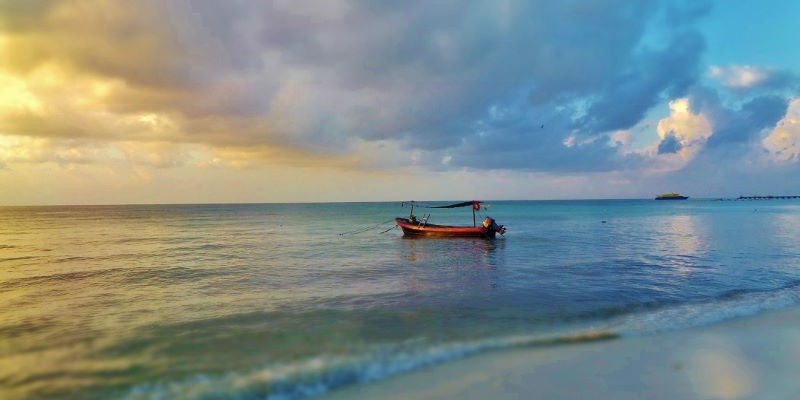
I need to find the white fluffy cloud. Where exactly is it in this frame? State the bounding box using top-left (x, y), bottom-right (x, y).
top-left (656, 98), bottom-right (712, 155)
top-left (707, 65), bottom-right (797, 92)
top-left (708, 65), bottom-right (769, 88)
top-left (763, 98), bottom-right (800, 162)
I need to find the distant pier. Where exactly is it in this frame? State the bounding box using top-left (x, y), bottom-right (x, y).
top-left (737, 195), bottom-right (800, 200)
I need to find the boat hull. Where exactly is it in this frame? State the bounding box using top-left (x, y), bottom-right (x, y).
top-left (395, 218), bottom-right (497, 238)
top-left (655, 196), bottom-right (688, 200)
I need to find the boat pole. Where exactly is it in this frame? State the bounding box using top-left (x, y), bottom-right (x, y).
top-left (472, 207), bottom-right (476, 227)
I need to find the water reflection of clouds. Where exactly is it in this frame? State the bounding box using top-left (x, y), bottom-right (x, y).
top-left (658, 215), bottom-right (708, 276)
top-left (767, 213), bottom-right (800, 252)
top-left (605, 214), bottom-right (708, 277)
top-left (665, 215), bottom-right (702, 256)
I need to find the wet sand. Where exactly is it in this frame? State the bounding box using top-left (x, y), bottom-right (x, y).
top-left (325, 307), bottom-right (800, 400)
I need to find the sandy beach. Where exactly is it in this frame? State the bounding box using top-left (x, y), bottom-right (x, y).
top-left (325, 307), bottom-right (800, 400)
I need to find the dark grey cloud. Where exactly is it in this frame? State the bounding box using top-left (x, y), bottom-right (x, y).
top-left (755, 70), bottom-right (800, 92)
top-left (418, 98), bottom-right (650, 173)
top-left (338, 0), bottom-right (711, 173)
top-left (658, 132), bottom-right (683, 154)
top-left (705, 95), bottom-right (789, 148)
top-left (575, 31), bottom-right (704, 136)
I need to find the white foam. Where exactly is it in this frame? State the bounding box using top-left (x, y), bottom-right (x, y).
top-left (608, 283), bottom-right (800, 335)
top-left (122, 330), bottom-right (614, 400)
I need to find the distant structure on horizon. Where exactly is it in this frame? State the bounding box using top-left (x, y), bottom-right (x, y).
top-left (737, 195), bottom-right (800, 200)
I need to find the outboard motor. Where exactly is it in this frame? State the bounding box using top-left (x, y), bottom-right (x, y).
top-left (482, 217), bottom-right (506, 235)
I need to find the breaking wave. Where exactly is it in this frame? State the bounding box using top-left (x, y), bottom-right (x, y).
top-left (123, 330), bottom-right (616, 400)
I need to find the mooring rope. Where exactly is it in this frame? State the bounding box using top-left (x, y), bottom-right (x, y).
top-left (379, 225), bottom-right (398, 234)
top-left (337, 219), bottom-right (396, 236)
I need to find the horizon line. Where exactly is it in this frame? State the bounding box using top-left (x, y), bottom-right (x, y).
top-left (4, 196), bottom-right (789, 207)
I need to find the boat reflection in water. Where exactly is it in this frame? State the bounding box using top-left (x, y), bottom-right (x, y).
top-left (400, 235), bottom-right (506, 295)
top-left (395, 200), bottom-right (506, 239)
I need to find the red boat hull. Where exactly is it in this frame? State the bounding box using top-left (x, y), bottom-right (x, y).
top-left (395, 218), bottom-right (497, 238)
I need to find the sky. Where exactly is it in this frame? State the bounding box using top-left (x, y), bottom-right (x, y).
top-left (1, 0), bottom-right (799, 205)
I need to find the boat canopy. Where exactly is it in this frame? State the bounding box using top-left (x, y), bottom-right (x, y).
top-left (403, 200), bottom-right (481, 209)
top-left (428, 201), bottom-right (480, 209)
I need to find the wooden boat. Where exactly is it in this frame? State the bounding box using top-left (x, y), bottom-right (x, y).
top-left (395, 200), bottom-right (506, 238)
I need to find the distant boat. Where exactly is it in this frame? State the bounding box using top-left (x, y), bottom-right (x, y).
top-left (395, 200), bottom-right (506, 238)
top-left (655, 192), bottom-right (689, 200)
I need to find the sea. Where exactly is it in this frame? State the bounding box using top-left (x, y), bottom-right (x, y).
top-left (1, 199), bottom-right (800, 399)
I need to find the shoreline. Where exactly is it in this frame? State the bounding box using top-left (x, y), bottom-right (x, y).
top-left (324, 306), bottom-right (800, 399)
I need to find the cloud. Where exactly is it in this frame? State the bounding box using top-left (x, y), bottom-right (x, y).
top-left (658, 132), bottom-right (683, 154)
top-left (0, 0), bottom-right (719, 175)
top-left (763, 98), bottom-right (800, 162)
top-left (665, 85), bottom-right (796, 187)
top-left (0, 135), bottom-right (109, 166)
top-left (655, 97), bottom-right (711, 157)
top-left (707, 65), bottom-right (798, 91)
top-left (709, 65), bottom-right (768, 89)
top-left (704, 95), bottom-right (789, 148)
top-left (575, 31), bottom-right (705, 136)
top-left (3, 0), bottom-right (800, 205)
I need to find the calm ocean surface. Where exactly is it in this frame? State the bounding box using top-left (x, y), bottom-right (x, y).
top-left (2, 200), bottom-right (800, 399)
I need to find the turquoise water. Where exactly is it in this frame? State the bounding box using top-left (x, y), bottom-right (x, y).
top-left (1, 200), bottom-right (800, 399)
